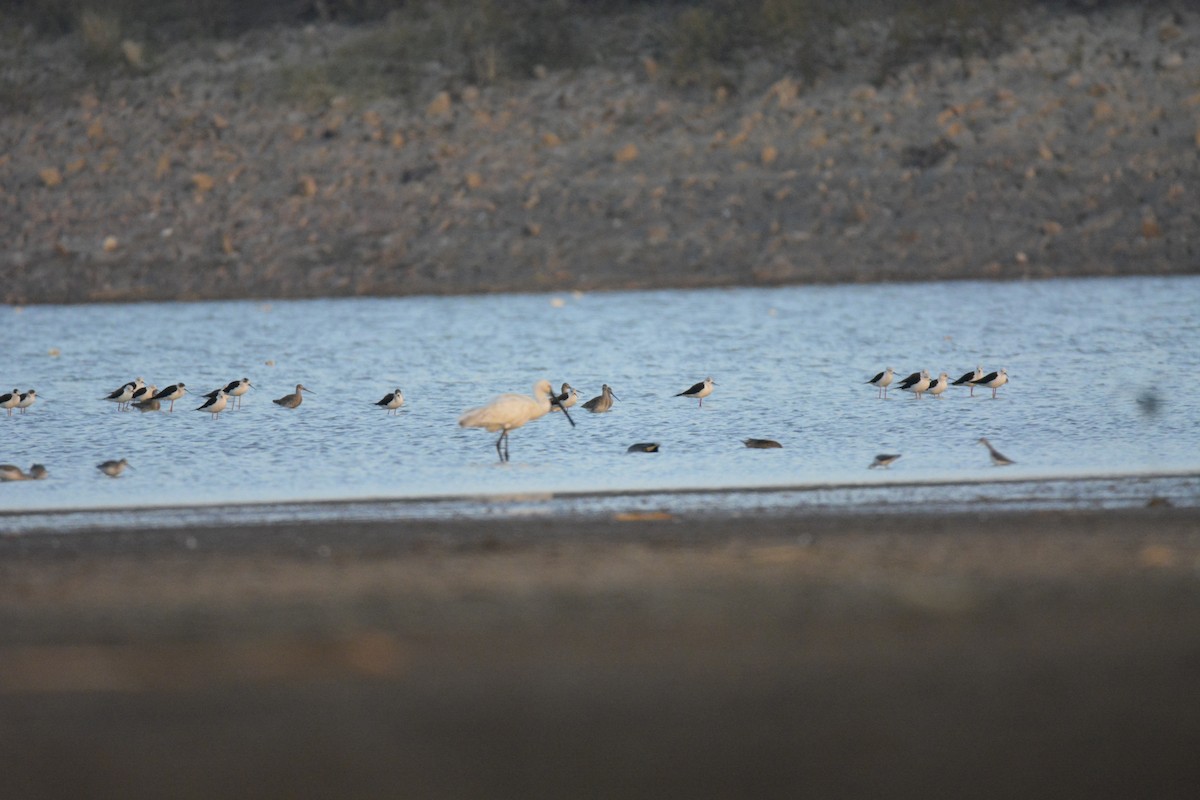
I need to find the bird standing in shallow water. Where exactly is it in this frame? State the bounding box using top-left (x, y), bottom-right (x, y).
top-left (676, 377), bottom-right (715, 407)
top-left (582, 384), bottom-right (618, 413)
top-left (16, 390), bottom-right (38, 414)
top-left (867, 367), bottom-right (894, 399)
top-left (458, 379), bottom-right (574, 463)
top-left (977, 437), bottom-right (1015, 466)
top-left (97, 459), bottom-right (131, 477)
top-left (1, 389), bottom-right (22, 416)
top-left (274, 384), bottom-right (311, 408)
top-left (898, 370), bottom-right (931, 398)
top-left (374, 388), bottom-right (405, 415)
top-left (952, 365), bottom-right (984, 397)
top-left (926, 372), bottom-right (949, 399)
top-left (976, 368), bottom-right (1009, 399)
top-left (221, 378), bottom-right (253, 409)
top-left (627, 442), bottom-right (660, 453)
top-left (104, 378), bottom-right (144, 411)
top-left (743, 438), bottom-right (782, 449)
top-left (869, 454), bottom-right (901, 469)
top-left (196, 390), bottom-right (228, 420)
top-left (550, 383), bottom-right (578, 412)
top-left (151, 383), bottom-right (188, 412)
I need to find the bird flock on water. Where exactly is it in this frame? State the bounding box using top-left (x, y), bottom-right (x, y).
top-left (1, 363), bottom-right (1013, 479)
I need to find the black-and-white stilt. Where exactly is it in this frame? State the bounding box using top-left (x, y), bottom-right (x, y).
top-left (1, 388), bottom-right (22, 416)
top-left (16, 389), bottom-right (38, 414)
top-left (196, 390), bottom-right (228, 420)
top-left (976, 368), bottom-right (1008, 398)
top-left (867, 367), bottom-right (894, 398)
top-left (926, 372), bottom-right (949, 399)
top-left (977, 437), bottom-right (1014, 466)
top-left (675, 377), bottom-right (715, 407)
top-left (104, 378), bottom-right (144, 411)
top-left (952, 365), bottom-right (984, 397)
top-left (743, 438), bottom-right (782, 449)
top-left (898, 370), bottom-right (931, 398)
top-left (273, 384), bottom-right (312, 408)
top-left (550, 383), bottom-right (579, 412)
top-left (151, 383), bottom-right (188, 412)
top-left (220, 378), bottom-right (252, 409)
top-left (129, 383), bottom-right (155, 406)
top-left (868, 453), bottom-right (901, 469)
top-left (97, 458), bottom-right (131, 477)
top-left (583, 384), bottom-right (619, 413)
top-left (374, 388), bottom-right (405, 415)
top-left (458, 379), bottom-right (575, 462)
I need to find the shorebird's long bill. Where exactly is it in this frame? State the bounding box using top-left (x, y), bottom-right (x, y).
top-left (551, 395), bottom-right (575, 427)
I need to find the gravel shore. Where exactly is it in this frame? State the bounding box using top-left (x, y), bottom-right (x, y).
top-left (2, 506), bottom-right (1199, 798)
top-left (2, 4), bottom-right (1198, 304)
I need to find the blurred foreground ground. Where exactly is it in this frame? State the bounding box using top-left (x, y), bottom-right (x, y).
top-left (1, 506), bottom-right (1198, 798)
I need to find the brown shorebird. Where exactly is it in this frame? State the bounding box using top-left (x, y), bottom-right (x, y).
top-left (97, 458), bottom-right (131, 478)
top-left (977, 437), bottom-right (1015, 466)
top-left (273, 384), bottom-right (312, 408)
top-left (582, 384), bottom-right (619, 413)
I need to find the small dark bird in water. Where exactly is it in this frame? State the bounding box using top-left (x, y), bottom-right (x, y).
top-left (627, 442), bottom-right (660, 453)
top-left (743, 438), bottom-right (782, 449)
top-left (869, 454), bottom-right (901, 469)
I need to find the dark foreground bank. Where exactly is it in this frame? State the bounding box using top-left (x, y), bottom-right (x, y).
top-left (1, 507), bottom-right (1199, 798)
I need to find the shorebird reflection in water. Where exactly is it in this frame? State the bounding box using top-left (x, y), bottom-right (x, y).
top-left (867, 367), bottom-right (894, 398)
top-left (582, 384), bottom-right (618, 413)
top-left (196, 390), bottom-right (228, 419)
top-left (97, 458), bottom-right (131, 477)
top-left (458, 379), bottom-right (574, 463)
top-left (374, 388), bottom-right (405, 415)
top-left (675, 377), bottom-right (715, 407)
top-left (977, 437), bottom-right (1015, 466)
top-left (273, 384), bottom-right (312, 408)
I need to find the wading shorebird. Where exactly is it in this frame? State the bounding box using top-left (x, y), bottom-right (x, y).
top-left (976, 368), bottom-right (1009, 399)
top-left (220, 378), bottom-right (253, 409)
top-left (104, 378), bottom-right (144, 411)
top-left (458, 379), bottom-right (574, 463)
top-left (133, 397), bottom-right (161, 412)
top-left (550, 383), bottom-right (579, 412)
top-left (16, 389), bottom-right (38, 414)
top-left (675, 377), bottom-right (715, 408)
top-left (97, 458), bottom-right (131, 478)
top-left (1, 389), bottom-right (21, 416)
top-left (374, 388), bottom-right (405, 415)
top-left (977, 437), bottom-right (1015, 466)
top-left (867, 367), bottom-right (894, 399)
top-left (952, 365), bottom-right (984, 397)
top-left (926, 372), bottom-right (950, 399)
top-left (150, 383), bottom-right (188, 412)
top-left (626, 442), bottom-right (660, 453)
top-left (273, 384), bottom-right (311, 408)
top-left (898, 370), bottom-right (931, 398)
top-left (26, 464), bottom-right (48, 480)
top-left (196, 390), bottom-right (228, 420)
top-left (582, 384), bottom-right (619, 413)
top-left (743, 438), bottom-right (783, 449)
top-left (869, 453), bottom-right (902, 469)
top-left (129, 383), bottom-right (155, 406)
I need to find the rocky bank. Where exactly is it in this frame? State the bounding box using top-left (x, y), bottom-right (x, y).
top-left (1, 3), bottom-right (1197, 304)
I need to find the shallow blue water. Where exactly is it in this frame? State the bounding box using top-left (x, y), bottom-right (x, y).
top-left (1, 276), bottom-right (1198, 521)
